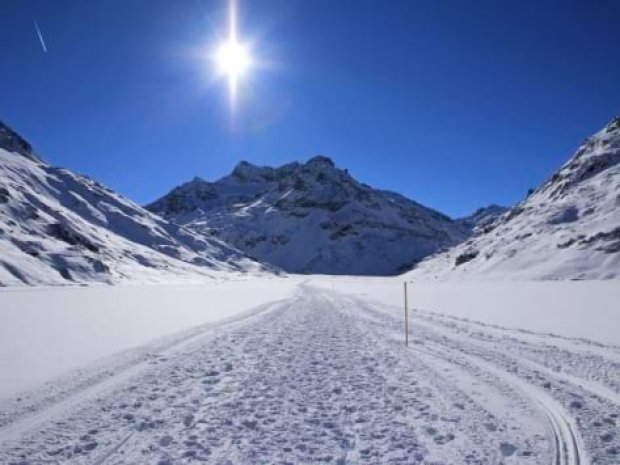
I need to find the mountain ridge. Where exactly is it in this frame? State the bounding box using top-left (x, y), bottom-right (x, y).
top-left (147, 155), bottom-right (469, 275)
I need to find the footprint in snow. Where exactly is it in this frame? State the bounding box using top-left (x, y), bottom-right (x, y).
top-left (500, 442), bottom-right (517, 457)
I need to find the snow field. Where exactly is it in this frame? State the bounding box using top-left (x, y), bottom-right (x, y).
top-left (311, 276), bottom-right (620, 345)
top-left (1, 282), bottom-right (619, 463)
top-left (0, 278), bottom-right (298, 399)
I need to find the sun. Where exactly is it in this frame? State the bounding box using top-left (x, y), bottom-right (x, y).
top-left (213, 0), bottom-right (253, 105)
top-left (215, 40), bottom-right (251, 79)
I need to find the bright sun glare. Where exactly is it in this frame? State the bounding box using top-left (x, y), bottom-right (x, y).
top-left (213, 0), bottom-right (253, 105)
top-left (215, 40), bottom-right (251, 79)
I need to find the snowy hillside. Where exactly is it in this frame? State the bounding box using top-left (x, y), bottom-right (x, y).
top-left (147, 156), bottom-right (468, 275)
top-left (0, 121), bottom-right (268, 286)
top-left (409, 117), bottom-right (620, 280)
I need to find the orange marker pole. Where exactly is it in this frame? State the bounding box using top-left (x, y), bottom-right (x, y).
top-left (404, 281), bottom-right (409, 347)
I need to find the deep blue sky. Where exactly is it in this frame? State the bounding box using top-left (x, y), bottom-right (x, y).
top-left (1, 0), bottom-right (619, 217)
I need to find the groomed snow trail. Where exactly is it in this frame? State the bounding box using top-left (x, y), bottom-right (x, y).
top-left (0, 285), bottom-right (617, 464)
top-left (338, 293), bottom-right (620, 465)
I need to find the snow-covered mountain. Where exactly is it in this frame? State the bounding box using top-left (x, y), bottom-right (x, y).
top-left (0, 121), bottom-right (268, 286)
top-left (147, 156), bottom-right (468, 275)
top-left (409, 117), bottom-right (620, 281)
top-left (456, 204), bottom-right (508, 234)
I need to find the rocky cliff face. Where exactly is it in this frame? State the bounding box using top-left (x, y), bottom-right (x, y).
top-left (456, 205), bottom-right (509, 235)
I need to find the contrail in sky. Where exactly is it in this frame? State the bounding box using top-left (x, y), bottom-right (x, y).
top-left (34, 20), bottom-right (48, 53)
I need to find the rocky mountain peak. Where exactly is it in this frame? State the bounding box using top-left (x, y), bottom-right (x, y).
top-left (603, 115), bottom-right (620, 134)
top-left (232, 160), bottom-right (254, 172)
top-left (0, 121), bottom-right (38, 161)
top-left (539, 116), bottom-right (620, 201)
top-left (231, 160), bottom-right (276, 182)
top-left (190, 176), bottom-right (207, 184)
top-left (306, 155), bottom-right (335, 168)
top-left (148, 156), bottom-right (468, 275)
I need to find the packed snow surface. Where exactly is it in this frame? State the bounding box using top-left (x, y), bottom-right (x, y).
top-left (147, 156), bottom-right (468, 275)
top-left (0, 278), bottom-right (297, 399)
top-left (410, 117), bottom-right (620, 280)
top-left (1, 277), bottom-right (619, 464)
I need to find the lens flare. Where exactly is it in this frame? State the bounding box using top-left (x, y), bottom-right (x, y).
top-left (213, 0), bottom-right (252, 105)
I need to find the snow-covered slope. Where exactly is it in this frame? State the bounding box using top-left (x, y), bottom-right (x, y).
top-left (0, 121), bottom-right (268, 286)
top-left (409, 117), bottom-right (620, 280)
top-left (147, 156), bottom-right (468, 275)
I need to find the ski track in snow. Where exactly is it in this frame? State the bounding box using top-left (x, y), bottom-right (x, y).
top-left (0, 285), bottom-right (618, 464)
